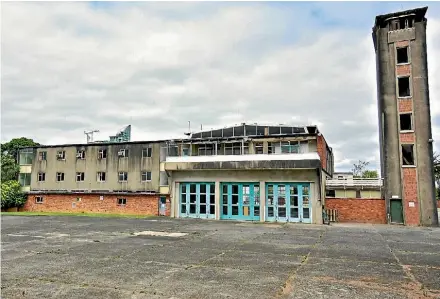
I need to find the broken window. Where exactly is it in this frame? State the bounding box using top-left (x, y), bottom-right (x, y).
top-left (97, 172), bottom-right (106, 182)
top-left (38, 172), bottom-right (45, 182)
top-left (117, 198), bottom-right (127, 206)
top-left (76, 172), bottom-right (85, 182)
top-left (402, 144), bottom-right (415, 165)
top-left (98, 149), bottom-right (107, 159)
top-left (400, 113), bottom-right (413, 131)
top-left (56, 172), bottom-right (65, 182)
top-left (141, 171), bottom-right (152, 182)
top-left (76, 150), bottom-right (85, 159)
top-left (255, 142), bottom-right (264, 154)
top-left (35, 196), bottom-right (44, 204)
top-left (397, 47), bottom-right (409, 64)
top-left (118, 172), bottom-right (128, 182)
top-left (398, 77), bottom-right (411, 97)
top-left (56, 151), bottom-right (66, 160)
top-left (326, 190), bottom-right (335, 197)
top-left (142, 147), bottom-right (152, 158)
top-left (118, 149), bottom-right (128, 158)
top-left (38, 151), bottom-right (47, 161)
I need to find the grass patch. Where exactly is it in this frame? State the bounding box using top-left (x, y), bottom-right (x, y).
top-left (0, 211), bottom-right (152, 218)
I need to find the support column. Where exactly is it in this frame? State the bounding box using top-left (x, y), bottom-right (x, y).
top-left (259, 181), bottom-right (266, 222)
top-left (215, 181), bottom-right (220, 220)
top-left (172, 182), bottom-right (179, 218)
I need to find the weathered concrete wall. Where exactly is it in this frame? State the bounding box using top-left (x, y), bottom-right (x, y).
top-left (169, 169), bottom-right (322, 224)
top-left (23, 193), bottom-right (169, 216)
top-left (29, 143), bottom-right (161, 193)
top-left (326, 198), bottom-right (386, 224)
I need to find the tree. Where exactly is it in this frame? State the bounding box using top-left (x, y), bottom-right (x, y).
top-left (1, 137), bottom-right (40, 163)
top-left (1, 153), bottom-right (20, 182)
top-left (1, 180), bottom-right (26, 209)
top-left (352, 160), bottom-right (370, 178)
top-left (362, 170), bottom-right (378, 178)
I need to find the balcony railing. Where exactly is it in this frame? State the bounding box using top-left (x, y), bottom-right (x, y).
top-left (326, 178), bottom-right (383, 187)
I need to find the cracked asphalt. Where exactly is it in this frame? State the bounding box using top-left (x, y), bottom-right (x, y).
top-left (1, 216), bottom-right (440, 299)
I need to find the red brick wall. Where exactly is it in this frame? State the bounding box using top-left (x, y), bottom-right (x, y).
top-left (399, 99), bottom-right (413, 112)
top-left (325, 198), bottom-right (386, 224)
top-left (396, 64), bottom-right (410, 76)
top-left (317, 135), bottom-right (327, 171)
top-left (23, 193), bottom-right (170, 216)
top-left (402, 167), bottom-right (420, 226)
top-left (396, 41), bottom-right (409, 48)
top-left (400, 133), bottom-right (415, 143)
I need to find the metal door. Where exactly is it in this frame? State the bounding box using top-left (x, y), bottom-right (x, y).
top-left (390, 199), bottom-right (404, 224)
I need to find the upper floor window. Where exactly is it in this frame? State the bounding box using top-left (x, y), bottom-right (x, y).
top-left (141, 171), bottom-right (152, 182)
top-left (98, 149), bottom-right (107, 159)
top-left (142, 147), bottom-right (152, 158)
top-left (398, 77), bottom-right (411, 97)
top-left (76, 150), bottom-right (85, 159)
top-left (97, 172), bottom-right (106, 182)
top-left (400, 113), bottom-right (413, 131)
top-left (118, 149), bottom-right (128, 158)
top-left (198, 144), bottom-right (215, 156)
top-left (38, 172), bottom-right (46, 182)
top-left (255, 142), bottom-right (264, 154)
top-left (225, 142), bottom-right (243, 155)
top-left (76, 172), bottom-right (85, 182)
top-left (38, 151), bottom-right (47, 161)
top-left (19, 149), bottom-right (33, 165)
top-left (56, 172), bottom-right (65, 182)
top-left (19, 173), bottom-right (31, 186)
top-left (402, 144), bottom-right (415, 166)
top-left (56, 151), bottom-right (66, 160)
top-left (396, 47), bottom-right (409, 64)
top-left (118, 172), bottom-right (128, 182)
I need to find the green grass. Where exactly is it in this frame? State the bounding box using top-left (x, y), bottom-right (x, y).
top-left (0, 211), bottom-right (152, 218)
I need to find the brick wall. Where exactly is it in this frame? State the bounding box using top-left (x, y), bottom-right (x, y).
top-left (402, 167), bottom-right (420, 226)
top-left (400, 132), bottom-right (415, 143)
top-left (396, 64), bottom-right (410, 76)
top-left (23, 193), bottom-right (170, 216)
top-left (316, 135), bottom-right (327, 171)
top-left (325, 198), bottom-right (386, 224)
top-left (399, 99), bottom-right (413, 112)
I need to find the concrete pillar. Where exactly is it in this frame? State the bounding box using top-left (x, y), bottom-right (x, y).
top-left (172, 182), bottom-right (179, 218)
top-left (259, 181), bottom-right (266, 222)
top-left (215, 181), bottom-right (220, 220)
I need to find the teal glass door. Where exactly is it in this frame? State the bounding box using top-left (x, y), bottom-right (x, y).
top-left (180, 182), bottom-right (215, 219)
top-left (266, 183), bottom-right (312, 223)
top-left (220, 183), bottom-right (260, 221)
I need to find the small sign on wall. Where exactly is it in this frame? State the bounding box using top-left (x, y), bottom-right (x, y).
top-left (409, 201), bottom-right (415, 208)
top-left (99, 196), bottom-right (104, 201)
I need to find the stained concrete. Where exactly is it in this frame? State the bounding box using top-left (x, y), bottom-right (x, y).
top-left (1, 216), bottom-right (440, 299)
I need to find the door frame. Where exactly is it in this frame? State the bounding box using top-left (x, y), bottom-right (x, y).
top-left (179, 182), bottom-right (215, 219)
top-left (220, 182), bottom-right (260, 221)
top-left (390, 198), bottom-right (404, 224)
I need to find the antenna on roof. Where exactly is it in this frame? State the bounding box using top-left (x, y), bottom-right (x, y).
top-left (84, 129), bottom-right (100, 143)
top-left (184, 121), bottom-right (191, 137)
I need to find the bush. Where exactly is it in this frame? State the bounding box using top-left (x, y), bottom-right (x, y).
top-left (1, 180), bottom-right (26, 209)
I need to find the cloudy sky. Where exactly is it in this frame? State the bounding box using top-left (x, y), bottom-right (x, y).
top-left (1, 1), bottom-right (439, 172)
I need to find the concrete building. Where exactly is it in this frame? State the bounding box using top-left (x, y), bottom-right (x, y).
top-left (18, 124), bottom-right (334, 224)
top-left (372, 6), bottom-right (439, 226)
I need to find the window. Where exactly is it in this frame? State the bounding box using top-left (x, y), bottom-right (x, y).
top-left (160, 171), bottom-right (168, 186)
top-left (19, 173), bottom-right (31, 186)
top-left (38, 172), bottom-right (46, 182)
top-left (117, 198), bottom-right (127, 206)
top-left (255, 142), bottom-right (264, 154)
top-left (19, 149), bottom-right (33, 165)
top-left (397, 47), bottom-right (409, 64)
top-left (98, 149), bottom-right (107, 159)
top-left (56, 172), bottom-right (65, 182)
top-left (400, 113), bottom-right (413, 131)
top-left (76, 172), bottom-right (85, 182)
top-left (56, 151), bottom-right (66, 160)
top-left (356, 190), bottom-right (361, 199)
top-left (402, 144), bottom-right (415, 166)
top-left (118, 172), bottom-right (128, 182)
top-left (337, 176), bottom-right (344, 180)
top-left (142, 147), bottom-right (152, 158)
top-left (141, 171), bottom-right (152, 182)
top-left (225, 142), bottom-right (242, 155)
top-left (35, 196), bottom-right (44, 204)
top-left (326, 190), bottom-right (335, 197)
top-left (398, 77), bottom-right (411, 97)
top-left (97, 172), bottom-right (106, 182)
top-left (76, 150), bottom-right (85, 159)
top-left (198, 144), bottom-right (214, 156)
top-left (118, 149), bottom-right (128, 158)
top-left (38, 151), bottom-right (47, 161)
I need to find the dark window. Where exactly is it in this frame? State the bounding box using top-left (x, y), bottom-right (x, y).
top-left (118, 172), bottom-right (128, 182)
top-left (142, 147), bottom-right (152, 158)
top-left (56, 172), bottom-right (65, 182)
top-left (397, 47), bottom-right (409, 64)
top-left (402, 144), bottom-right (415, 165)
top-left (97, 172), bottom-right (106, 182)
top-left (76, 172), bottom-right (85, 182)
top-left (233, 125), bottom-right (244, 137)
top-left (35, 196), bottom-right (44, 204)
top-left (117, 198), bottom-right (127, 205)
top-left (325, 190), bottom-right (335, 197)
top-left (38, 151), bottom-right (47, 161)
top-left (38, 172), bottom-right (45, 182)
top-left (56, 151), bottom-right (66, 160)
top-left (400, 113), bottom-right (412, 131)
top-left (98, 149), bottom-right (107, 159)
top-left (141, 171), bottom-right (152, 181)
top-left (398, 77), bottom-right (411, 97)
top-left (76, 150), bottom-right (85, 159)
top-left (356, 190), bottom-right (361, 199)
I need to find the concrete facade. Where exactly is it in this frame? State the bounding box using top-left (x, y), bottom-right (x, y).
top-left (372, 7), bottom-right (438, 226)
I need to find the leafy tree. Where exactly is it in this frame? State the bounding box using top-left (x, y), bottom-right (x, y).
top-left (1, 154), bottom-right (20, 182)
top-left (1, 180), bottom-right (26, 209)
top-left (362, 170), bottom-right (378, 178)
top-left (1, 137), bottom-right (40, 163)
top-left (352, 160), bottom-right (370, 178)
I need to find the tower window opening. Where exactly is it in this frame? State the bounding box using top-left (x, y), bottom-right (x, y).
top-left (398, 77), bottom-right (411, 97)
top-left (400, 113), bottom-right (413, 131)
top-left (397, 47), bottom-right (409, 64)
top-left (402, 144), bottom-right (415, 166)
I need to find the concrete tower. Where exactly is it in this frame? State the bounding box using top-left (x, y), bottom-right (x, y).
top-left (372, 7), bottom-right (438, 226)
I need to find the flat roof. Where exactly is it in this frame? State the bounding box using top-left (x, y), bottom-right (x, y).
top-left (374, 6), bottom-right (428, 28)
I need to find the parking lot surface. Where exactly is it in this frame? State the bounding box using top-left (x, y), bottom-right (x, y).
top-left (1, 216), bottom-right (440, 299)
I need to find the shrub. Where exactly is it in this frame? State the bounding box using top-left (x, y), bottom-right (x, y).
top-left (1, 180), bottom-right (26, 209)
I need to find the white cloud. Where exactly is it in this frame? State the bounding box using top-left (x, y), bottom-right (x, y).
top-left (1, 2), bottom-right (439, 172)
